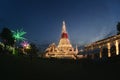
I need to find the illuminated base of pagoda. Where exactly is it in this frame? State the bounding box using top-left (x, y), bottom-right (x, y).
top-left (45, 53), bottom-right (77, 59)
top-left (44, 53), bottom-right (86, 60)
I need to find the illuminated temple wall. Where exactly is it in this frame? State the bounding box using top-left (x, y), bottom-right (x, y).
top-left (84, 34), bottom-right (120, 59)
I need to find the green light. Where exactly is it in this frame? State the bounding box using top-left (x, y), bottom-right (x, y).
top-left (0, 42), bottom-right (5, 47)
top-left (12, 29), bottom-right (26, 41)
top-left (12, 47), bottom-right (15, 55)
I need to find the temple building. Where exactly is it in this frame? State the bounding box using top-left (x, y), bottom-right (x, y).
top-left (84, 34), bottom-right (120, 59)
top-left (44, 21), bottom-right (78, 59)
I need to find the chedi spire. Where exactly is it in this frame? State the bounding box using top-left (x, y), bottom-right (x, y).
top-left (61, 21), bottom-right (68, 38)
top-left (58, 21), bottom-right (72, 48)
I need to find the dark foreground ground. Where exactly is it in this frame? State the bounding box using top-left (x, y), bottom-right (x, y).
top-left (0, 54), bottom-right (120, 80)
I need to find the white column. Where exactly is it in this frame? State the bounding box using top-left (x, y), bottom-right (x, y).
top-left (99, 46), bottom-right (102, 58)
top-left (115, 40), bottom-right (119, 55)
top-left (107, 43), bottom-right (111, 57)
top-left (91, 54), bottom-right (94, 59)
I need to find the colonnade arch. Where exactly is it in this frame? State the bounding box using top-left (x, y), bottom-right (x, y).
top-left (84, 35), bottom-right (120, 59)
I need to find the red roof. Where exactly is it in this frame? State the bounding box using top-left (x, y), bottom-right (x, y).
top-left (61, 33), bottom-right (68, 38)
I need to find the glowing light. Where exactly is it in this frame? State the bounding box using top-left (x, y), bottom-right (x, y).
top-left (21, 41), bottom-right (30, 49)
top-left (0, 42), bottom-right (5, 47)
top-left (12, 29), bottom-right (26, 41)
top-left (107, 43), bottom-right (111, 57)
top-left (99, 46), bottom-right (102, 58)
top-left (115, 40), bottom-right (119, 55)
top-left (12, 47), bottom-right (15, 55)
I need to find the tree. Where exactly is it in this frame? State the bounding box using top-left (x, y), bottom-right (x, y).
top-left (0, 27), bottom-right (15, 47)
top-left (29, 43), bottom-right (39, 56)
top-left (12, 29), bottom-right (27, 55)
top-left (25, 43), bottom-right (39, 61)
top-left (117, 22), bottom-right (120, 34)
top-left (12, 29), bottom-right (26, 42)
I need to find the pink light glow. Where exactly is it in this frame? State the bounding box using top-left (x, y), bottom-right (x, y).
top-left (21, 41), bottom-right (29, 48)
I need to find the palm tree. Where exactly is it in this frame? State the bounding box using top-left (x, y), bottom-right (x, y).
top-left (12, 29), bottom-right (27, 54)
top-left (12, 29), bottom-right (26, 42)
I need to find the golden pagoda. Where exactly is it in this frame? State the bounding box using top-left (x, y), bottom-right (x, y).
top-left (45, 21), bottom-right (78, 59)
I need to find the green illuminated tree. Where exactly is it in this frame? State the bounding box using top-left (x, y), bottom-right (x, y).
top-left (12, 29), bottom-right (26, 41)
top-left (12, 29), bottom-right (26, 55)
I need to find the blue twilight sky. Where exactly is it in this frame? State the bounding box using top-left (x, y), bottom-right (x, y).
top-left (0, 0), bottom-right (120, 46)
